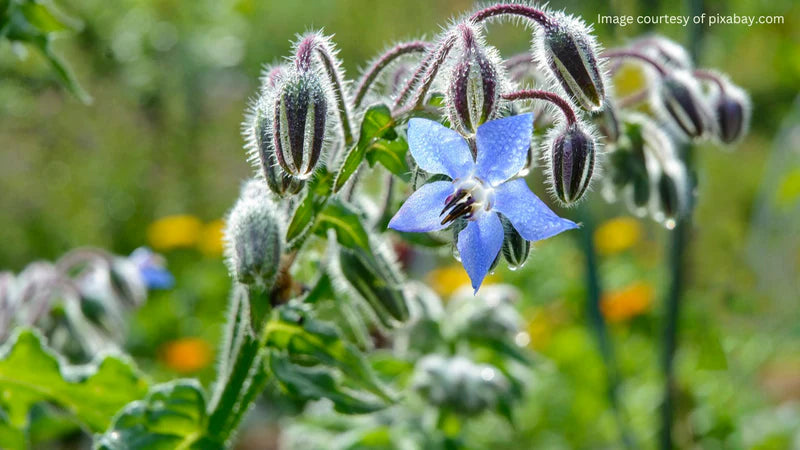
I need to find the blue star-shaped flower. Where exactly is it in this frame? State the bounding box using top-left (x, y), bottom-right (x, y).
top-left (129, 247), bottom-right (174, 290)
top-left (389, 113), bottom-right (577, 293)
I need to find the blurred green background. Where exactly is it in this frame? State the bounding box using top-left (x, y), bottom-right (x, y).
top-left (1, 0), bottom-right (799, 448)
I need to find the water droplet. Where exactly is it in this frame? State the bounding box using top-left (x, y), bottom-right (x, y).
top-left (664, 218), bottom-right (676, 230)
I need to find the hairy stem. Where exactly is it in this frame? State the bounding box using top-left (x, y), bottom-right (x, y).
top-left (354, 41), bottom-right (431, 109)
top-left (469, 3), bottom-right (551, 26)
top-left (693, 69), bottom-right (727, 93)
top-left (410, 33), bottom-right (457, 110)
top-left (601, 49), bottom-right (668, 76)
top-left (502, 89), bottom-right (578, 125)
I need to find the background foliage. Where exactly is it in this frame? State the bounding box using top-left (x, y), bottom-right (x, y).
top-left (1, 0), bottom-right (799, 448)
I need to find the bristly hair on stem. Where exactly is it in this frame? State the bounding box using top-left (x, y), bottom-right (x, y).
top-left (354, 41), bottom-right (432, 109)
top-left (502, 89), bottom-right (578, 125)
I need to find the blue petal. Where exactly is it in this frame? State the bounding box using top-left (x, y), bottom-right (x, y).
top-left (457, 213), bottom-right (504, 294)
top-left (493, 178), bottom-right (577, 241)
top-left (140, 267), bottom-right (175, 290)
top-left (388, 181), bottom-right (453, 233)
top-left (475, 113), bottom-right (534, 186)
top-left (408, 118), bottom-right (474, 178)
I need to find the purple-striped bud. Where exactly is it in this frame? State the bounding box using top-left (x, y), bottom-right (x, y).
top-left (446, 25), bottom-right (501, 135)
top-left (548, 123), bottom-right (597, 205)
top-left (253, 102), bottom-right (305, 196)
top-left (536, 13), bottom-right (606, 112)
top-left (273, 71), bottom-right (328, 179)
top-left (656, 71), bottom-right (714, 139)
top-left (500, 216), bottom-right (530, 270)
top-left (713, 83), bottom-right (750, 145)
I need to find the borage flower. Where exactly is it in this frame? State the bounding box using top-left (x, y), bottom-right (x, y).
top-left (389, 113), bottom-right (577, 292)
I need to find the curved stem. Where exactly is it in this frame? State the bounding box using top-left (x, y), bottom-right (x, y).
top-left (393, 48), bottom-right (436, 109)
top-left (601, 49), bottom-right (668, 76)
top-left (469, 3), bottom-right (551, 27)
top-left (693, 69), bottom-right (726, 93)
top-left (410, 33), bottom-right (457, 109)
top-left (354, 41), bottom-right (431, 109)
top-left (579, 209), bottom-right (637, 450)
top-left (502, 89), bottom-right (578, 126)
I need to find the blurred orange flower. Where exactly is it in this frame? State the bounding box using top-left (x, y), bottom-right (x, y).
top-left (160, 337), bottom-right (213, 373)
top-left (199, 219), bottom-right (225, 257)
top-left (147, 215), bottom-right (203, 251)
top-left (594, 216), bottom-right (643, 255)
top-left (601, 282), bottom-right (654, 323)
top-left (427, 264), bottom-right (498, 298)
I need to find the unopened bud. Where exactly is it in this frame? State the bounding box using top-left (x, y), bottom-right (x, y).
top-left (536, 13), bottom-right (606, 112)
top-left (446, 24), bottom-right (501, 134)
top-left (656, 71), bottom-right (713, 139)
top-left (652, 161), bottom-right (688, 226)
top-left (253, 101), bottom-right (305, 195)
top-left (548, 123), bottom-right (597, 205)
top-left (500, 217), bottom-right (530, 270)
top-left (634, 36), bottom-right (692, 70)
top-left (224, 180), bottom-right (284, 286)
top-left (713, 83), bottom-right (750, 145)
top-left (273, 71), bottom-right (328, 179)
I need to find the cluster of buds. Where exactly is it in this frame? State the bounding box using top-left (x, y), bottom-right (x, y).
top-left (223, 179), bottom-right (285, 287)
top-left (592, 36), bottom-right (751, 224)
top-left (0, 247), bottom-right (165, 359)
top-left (245, 33), bottom-right (348, 197)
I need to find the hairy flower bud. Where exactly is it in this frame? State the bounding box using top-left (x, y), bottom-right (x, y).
top-left (446, 24), bottom-right (501, 134)
top-left (273, 71), bottom-right (328, 179)
top-left (634, 36), bottom-right (692, 70)
top-left (500, 217), bottom-right (530, 270)
top-left (656, 71), bottom-right (714, 139)
top-left (224, 180), bottom-right (284, 286)
top-left (713, 83), bottom-right (750, 145)
top-left (536, 13), bottom-right (606, 112)
top-left (253, 101), bottom-right (305, 195)
top-left (548, 123), bottom-right (597, 205)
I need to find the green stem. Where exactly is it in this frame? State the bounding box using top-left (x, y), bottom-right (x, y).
top-left (579, 208), bottom-right (636, 450)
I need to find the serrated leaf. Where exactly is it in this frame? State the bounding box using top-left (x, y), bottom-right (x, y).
top-left (95, 380), bottom-right (219, 450)
top-left (334, 104), bottom-right (395, 192)
top-left (366, 138), bottom-right (410, 181)
top-left (0, 329), bottom-right (148, 434)
top-left (268, 350), bottom-right (386, 415)
top-left (264, 304), bottom-right (394, 403)
top-left (314, 200), bottom-right (370, 250)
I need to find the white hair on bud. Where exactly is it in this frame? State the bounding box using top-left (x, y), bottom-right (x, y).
top-left (650, 69), bottom-right (716, 142)
top-left (631, 35), bottom-right (693, 70)
top-left (531, 8), bottom-right (610, 113)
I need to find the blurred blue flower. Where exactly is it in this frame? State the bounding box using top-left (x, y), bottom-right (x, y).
top-left (129, 247), bottom-right (174, 290)
top-left (389, 114), bottom-right (577, 292)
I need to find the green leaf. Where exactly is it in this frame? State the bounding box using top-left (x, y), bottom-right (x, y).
top-left (0, 329), bottom-right (148, 434)
top-left (334, 104), bottom-right (395, 192)
top-left (18, 1), bottom-right (81, 33)
top-left (286, 168), bottom-right (336, 247)
top-left (264, 304), bottom-right (394, 403)
top-left (95, 380), bottom-right (220, 450)
top-left (268, 351), bottom-right (386, 415)
top-left (366, 138), bottom-right (410, 181)
top-left (314, 200), bottom-right (370, 250)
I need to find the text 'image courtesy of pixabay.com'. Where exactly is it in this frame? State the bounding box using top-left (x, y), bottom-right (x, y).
top-left (0, 0), bottom-right (798, 449)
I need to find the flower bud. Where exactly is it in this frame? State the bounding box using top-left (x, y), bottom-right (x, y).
top-left (253, 101), bottom-right (305, 195)
top-left (273, 71), bottom-right (328, 179)
top-left (413, 355), bottom-right (510, 416)
top-left (634, 36), bottom-right (692, 70)
top-left (713, 83), bottom-right (750, 145)
top-left (500, 216), bottom-right (530, 270)
top-left (548, 123), bottom-right (597, 205)
top-left (536, 13), bottom-right (606, 112)
top-left (446, 24), bottom-right (501, 134)
top-left (224, 180), bottom-right (284, 287)
top-left (656, 71), bottom-right (714, 139)
top-left (652, 160), bottom-right (688, 227)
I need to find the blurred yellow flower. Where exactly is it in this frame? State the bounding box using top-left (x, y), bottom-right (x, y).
top-left (427, 264), bottom-right (498, 298)
top-left (611, 62), bottom-right (649, 97)
top-left (160, 337), bottom-right (213, 373)
top-left (199, 219), bottom-right (225, 257)
top-left (147, 215), bottom-right (203, 251)
top-left (594, 217), bottom-right (643, 255)
top-left (601, 282), bottom-right (654, 323)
